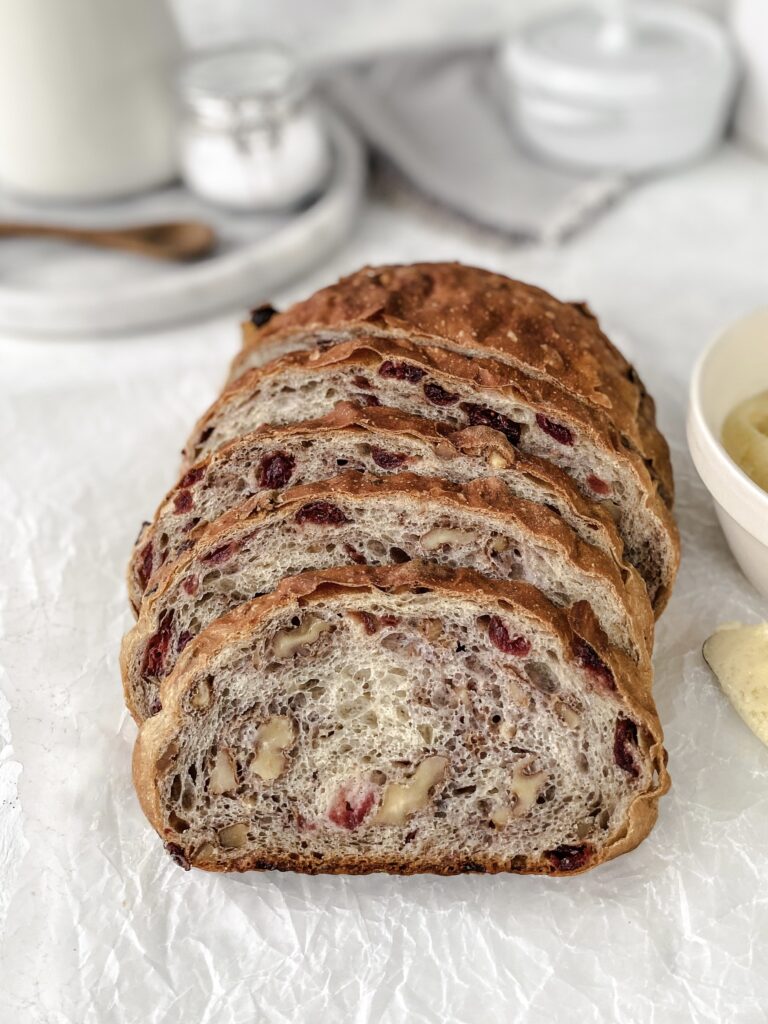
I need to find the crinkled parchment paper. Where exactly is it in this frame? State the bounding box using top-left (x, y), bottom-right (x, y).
top-left (2, 146), bottom-right (768, 1023)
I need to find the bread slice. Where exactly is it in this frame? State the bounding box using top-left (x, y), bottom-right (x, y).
top-left (127, 402), bottom-right (631, 614)
top-left (183, 339), bottom-right (679, 610)
top-left (235, 262), bottom-right (672, 503)
top-left (132, 562), bottom-right (669, 875)
top-left (122, 471), bottom-right (654, 722)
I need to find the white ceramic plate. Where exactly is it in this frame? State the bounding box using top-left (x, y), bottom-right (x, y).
top-left (0, 108), bottom-right (365, 335)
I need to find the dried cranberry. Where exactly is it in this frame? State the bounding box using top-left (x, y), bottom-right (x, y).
top-left (536, 414), bottom-right (574, 446)
top-left (148, 698), bottom-right (162, 716)
top-left (587, 474), bottom-right (612, 496)
top-left (379, 615), bottom-right (400, 627)
top-left (460, 403), bottom-right (521, 446)
top-left (352, 375), bottom-right (374, 390)
top-left (174, 489), bottom-right (194, 513)
top-left (487, 616), bottom-right (531, 656)
top-left (614, 717), bottom-right (639, 777)
top-left (344, 543), bottom-right (367, 565)
top-left (546, 844), bottom-right (592, 872)
top-left (328, 785), bottom-right (376, 829)
top-left (142, 609), bottom-right (174, 678)
top-left (178, 466), bottom-right (205, 489)
top-left (258, 451), bottom-right (295, 489)
top-left (250, 303), bottom-right (278, 327)
top-left (354, 611), bottom-right (379, 634)
top-left (424, 381), bottom-right (459, 406)
top-left (181, 576), bottom-right (199, 596)
top-left (295, 501), bottom-right (350, 526)
top-left (202, 541), bottom-right (238, 565)
top-left (137, 542), bottom-right (154, 589)
top-left (371, 447), bottom-right (407, 470)
top-left (378, 360), bottom-right (426, 383)
top-left (164, 841), bottom-right (191, 871)
top-left (572, 637), bottom-right (615, 690)
top-left (354, 393), bottom-right (381, 407)
top-left (176, 630), bottom-right (194, 654)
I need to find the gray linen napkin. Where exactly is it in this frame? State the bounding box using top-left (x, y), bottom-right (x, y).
top-left (324, 48), bottom-right (628, 243)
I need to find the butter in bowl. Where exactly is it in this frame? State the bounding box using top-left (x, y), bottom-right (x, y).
top-left (688, 307), bottom-right (768, 599)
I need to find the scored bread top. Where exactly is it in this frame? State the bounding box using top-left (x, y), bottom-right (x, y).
top-left (128, 400), bottom-right (632, 612)
top-left (133, 561), bottom-right (669, 876)
top-left (237, 262), bottom-right (671, 500)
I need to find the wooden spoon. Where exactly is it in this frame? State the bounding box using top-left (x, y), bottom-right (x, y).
top-left (0, 219), bottom-right (218, 261)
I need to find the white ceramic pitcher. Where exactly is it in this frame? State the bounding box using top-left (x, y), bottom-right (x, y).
top-left (0, 0), bottom-right (181, 201)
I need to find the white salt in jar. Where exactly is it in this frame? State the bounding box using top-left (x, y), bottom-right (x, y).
top-left (178, 45), bottom-right (331, 211)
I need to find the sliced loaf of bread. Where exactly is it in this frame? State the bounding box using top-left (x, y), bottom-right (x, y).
top-left (133, 562), bottom-right (669, 875)
top-left (182, 339), bottom-right (679, 610)
top-left (235, 263), bottom-right (672, 503)
top-left (121, 472), bottom-right (653, 722)
top-left (127, 403), bottom-right (630, 613)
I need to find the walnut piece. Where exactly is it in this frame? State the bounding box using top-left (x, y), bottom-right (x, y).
top-left (251, 716), bottom-right (295, 781)
top-left (373, 756), bottom-right (448, 825)
top-left (420, 527), bottom-right (474, 551)
top-left (218, 822), bottom-right (248, 849)
top-left (210, 749), bottom-right (237, 794)
top-left (273, 616), bottom-right (332, 659)
top-left (190, 677), bottom-right (212, 709)
top-left (554, 701), bottom-right (581, 729)
top-left (491, 761), bottom-right (547, 827)
top-left (509, 760), bottom-right (547, 818)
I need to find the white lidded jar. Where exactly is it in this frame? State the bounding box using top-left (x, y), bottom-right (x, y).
top-left (178, 45), bottom-right (331, 211)
top-left (498, 0), bottom-right (737, 173)
top-left (732, 0), bottom-right (768, 157)
top-left (0, 0), bottom-right (180, 201)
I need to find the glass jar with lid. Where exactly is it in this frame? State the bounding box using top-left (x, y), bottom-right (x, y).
top-left (178, 44), bottom-right (331, 210)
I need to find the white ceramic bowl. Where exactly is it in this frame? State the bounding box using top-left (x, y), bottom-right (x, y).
top-left (687, 307), bottom-right (768, 598)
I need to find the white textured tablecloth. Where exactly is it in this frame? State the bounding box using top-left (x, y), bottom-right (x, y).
top-left (2, 144), bottom-right (768, 1024)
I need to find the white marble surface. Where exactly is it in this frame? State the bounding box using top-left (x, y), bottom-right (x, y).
top-left (2, 142), bottom-right (768, 1023)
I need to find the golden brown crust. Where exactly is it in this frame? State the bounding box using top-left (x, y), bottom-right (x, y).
top-left (122, 469), bottom-right (654, 723)
top-left (126, 400), bottom-right (635, 614)
top-left (238, 263), bottom-right (673, 503)
top-left (133, 562), bottom-right (669, 877)
top-left (190, 336), bottom-right (657, 499)
top-left (183, 337), bottom-right (679, 610)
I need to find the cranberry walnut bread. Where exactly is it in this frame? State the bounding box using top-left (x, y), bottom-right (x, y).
top-left (133, 563), bottom-right (669, 876)
top-left (121, 472), bottom-right (654, 722)
top-left (236, 263), bottom-right (672, 505)
top-left (127, 403), bottom-right (632, 614)
top-left (125, 261), bottom-right (677, 876)
top-left (181, 338), bottom-right (679, 611)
